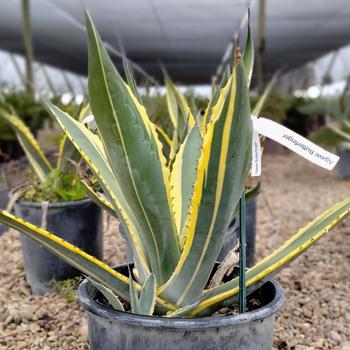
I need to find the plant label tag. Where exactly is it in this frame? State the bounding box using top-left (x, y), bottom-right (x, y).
top-left (251, 117), bottom-right (262, 176)
top-left (251, 116), bottom-right (339, 176)
top-left (82, 114), bottom-right (95, 125)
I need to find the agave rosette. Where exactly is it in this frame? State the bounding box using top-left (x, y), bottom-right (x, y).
top-left (1, 13), bottom-right (350, 317)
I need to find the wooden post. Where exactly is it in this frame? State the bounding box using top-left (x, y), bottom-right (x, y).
top-left (257, 0), bottom-right (266, 94)
top-left (21, 0), bottom-right (34, 96)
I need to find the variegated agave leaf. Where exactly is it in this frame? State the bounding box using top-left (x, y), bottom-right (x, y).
top-left (86, 12), bottom-right (180, 284)
top-left (170, 126), bottom-right (202, 240)
top-left (0, 108), bottom-right (51, 182)
top-left (56, 102), bottom-right (90, 171)
top-left (159, 62), bottom-right (252, 307)
top-left (0, 209), bottom-right (175, 314)
top-left (122, 57), bottom-right (142, 104)
top-left (201, 68), bottom-right (230, 133)
top-left (43, 99), bottom-right (151, 283)
top-left (201, 21), bottom-right (253, 132)
top-left (164, 72), bottom-right (196, 160)
top-left (242, 19), bottom-right (254, 88)
top-left (129, 272), bottom-right (157, 316)
top-left (81, 179), bottom-right (118, 218)
top-left (86, 13), bottom-right (181, 284)
top-left (91, 280), bottom-right (125, 311)
top-left (44, 13), bottom-right (181, 286)
top-left (188, 196), bottom-right (350, 316)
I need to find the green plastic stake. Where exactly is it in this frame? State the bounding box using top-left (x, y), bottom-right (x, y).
top-left (239, 191), bottom-right (247, 313)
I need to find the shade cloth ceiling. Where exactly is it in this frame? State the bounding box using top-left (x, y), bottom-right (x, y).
top-left (1, 0), bottom-right (350, 84)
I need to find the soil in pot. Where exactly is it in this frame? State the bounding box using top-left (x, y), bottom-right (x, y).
top-left (14, 197), bottom-right (103, 295)
top-left (78, 263), bottom-right (284, 350)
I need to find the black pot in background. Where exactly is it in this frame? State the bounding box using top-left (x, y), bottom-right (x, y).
top-left (336, 147), bottom-right (350, 180)
top-left (119, 194), bottom-right (257, 267)
top-left (262, 138), bottom-right (284, 155)
top-left (0, 140), bottom-right (24, 163)
top-left (14, 197), bottom-right (103, 295)
top-left (78, 263), bottom-right (284, 350)
top-left (0, 188), bottom-right (11, 235)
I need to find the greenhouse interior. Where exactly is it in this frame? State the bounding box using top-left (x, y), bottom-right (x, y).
top-left (0, 1), bottom-right (350, 349)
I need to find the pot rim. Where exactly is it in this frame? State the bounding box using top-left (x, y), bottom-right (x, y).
top-left (78, 270), bottom-right (284, 330)
top-left (10, 186), bottom-right (90, 208)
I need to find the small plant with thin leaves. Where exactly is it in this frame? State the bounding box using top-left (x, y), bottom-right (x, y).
top-left (0, 104), bottom-right (88, 202)
top-left (1, 13), bottom-right (350, 320)
top-left (51, 276), bottom-right (82, 303)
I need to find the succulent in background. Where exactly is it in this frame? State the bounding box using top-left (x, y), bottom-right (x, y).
top-left (300, 89), bottom-right (350, 146)
top-left (0, 103), bottom-right (88, 202)
top-left (0, 92), bottom-right (49, 142)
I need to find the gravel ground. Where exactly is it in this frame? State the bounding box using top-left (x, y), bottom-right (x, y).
top-left (0, 153), bottom-right (349, 349)
top-left (257, 154), bottom-right (350, 350)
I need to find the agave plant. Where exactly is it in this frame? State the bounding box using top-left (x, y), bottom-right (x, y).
top-left (0, 104), bottom-right (88, 201)
top-left (1, 13), bottom-right (350, 317)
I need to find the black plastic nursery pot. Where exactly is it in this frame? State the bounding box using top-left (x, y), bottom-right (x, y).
top-left (0, 188), bottom-right (11, 234)
top-left (78, 264), bottom-right (284, 350)
top-left (336, 147), bottom-right (350, 180)
top-left (14, 196), bottom-right (103, 295)
top-left (119, 193), bottom-right (258, 267)
top-left (0, 139), bottom-right (24, 162)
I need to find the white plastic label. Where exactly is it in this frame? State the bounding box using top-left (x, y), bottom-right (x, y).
top-left (251, 116), bottom-right (339, 176)
top-left (82, 114), bottom-right (95, 125)
top-left (251, 117), bottom-right (262, 176)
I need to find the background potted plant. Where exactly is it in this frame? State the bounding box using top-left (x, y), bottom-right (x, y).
top-left (0, 91), bottom-right (52, 162)
top-left (0, 13), bottom-right (349, 349)
top-left (0, 103), bottom-right (103, 294)
top-left (300, 88), bottom-right (350, 179)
